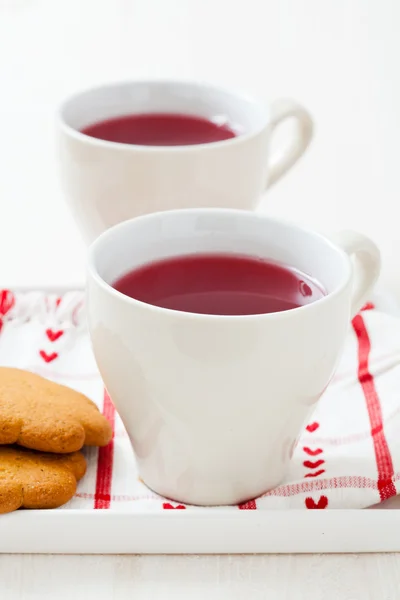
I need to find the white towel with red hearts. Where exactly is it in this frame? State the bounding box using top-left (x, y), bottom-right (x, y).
top-left (0, 289), bottom-right (399, 510)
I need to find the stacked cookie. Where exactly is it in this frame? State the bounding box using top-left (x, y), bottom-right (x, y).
top-left (0, 367), bottom-right (112, 514)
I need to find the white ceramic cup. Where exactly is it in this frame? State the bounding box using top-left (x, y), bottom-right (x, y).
top-left (59, 80), bottom-right (313, 243)
top-left (87, 208), bottom-right (380, 506)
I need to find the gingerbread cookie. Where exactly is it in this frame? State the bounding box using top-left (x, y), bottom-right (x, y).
top-left (0, 446), bottom-right (86, 513)
top-left (0, 367), bottom-right (112, 453)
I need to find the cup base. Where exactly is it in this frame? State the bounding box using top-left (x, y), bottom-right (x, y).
top-left (140, 472), bottom-right (285, 507)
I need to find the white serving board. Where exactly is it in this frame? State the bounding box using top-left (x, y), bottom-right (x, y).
top-left (0, 506), bottom-right (400, 554)
top-left (0, 287), bottom-right (399, 555)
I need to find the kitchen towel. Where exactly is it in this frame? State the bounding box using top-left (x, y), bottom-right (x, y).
top-left (0, 289), bottom-right (399, 510)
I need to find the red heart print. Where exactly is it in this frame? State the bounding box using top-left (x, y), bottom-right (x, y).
top-left (39, 350), bottom-right (58, 363)
top-left (361, 302), bottom-right (375, 311)
top-left (0, 290), bottom-right (15, 333)
top-left (238, 500), bottom-right (257, 510)
top-left (303, 447), bottom-right (323, 456)
top-left (0, 290), bottom-right (15, 316)
top-left (305, 495), bottom-right (328, 509)
top-left (303, 459), bottom-right (325, 469)
top-left (306, 422), bottom-right (319, 433)
top-left (163, 503), bottom-right (186, 509)
top-left (46, 328), bottom-right (64, 342)
top-left (304, 469), bottom-right (325, 478)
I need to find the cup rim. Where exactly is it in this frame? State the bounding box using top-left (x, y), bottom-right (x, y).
top-left (87, 208), bottom-right (353, 321)
top-left (58, 78), bottom-right (270, 152)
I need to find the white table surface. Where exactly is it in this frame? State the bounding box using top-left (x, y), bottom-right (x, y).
top-left (1, 0), bottom-right (400, 597)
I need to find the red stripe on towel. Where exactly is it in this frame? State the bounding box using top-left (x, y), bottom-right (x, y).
top-left (352, 314), bottom-right (396, 501)
top-left (94, 390), bottom-right (116, 509)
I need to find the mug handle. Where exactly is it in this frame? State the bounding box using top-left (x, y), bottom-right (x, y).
top-left (267, 99), bottom-right (314, 188)
top-left (331, 231), bottom-right (381, 317)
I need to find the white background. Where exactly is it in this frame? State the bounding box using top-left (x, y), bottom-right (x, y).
top-left (1, 0), bottom-right (400, 294)
top-left (1, 0), bottom-right (400, 596)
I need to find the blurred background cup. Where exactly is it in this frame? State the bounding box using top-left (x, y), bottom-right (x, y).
top-left (58, 80), bottom-right (313, 243)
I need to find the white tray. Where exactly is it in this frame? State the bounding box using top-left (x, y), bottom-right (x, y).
top-left (0, 288), bottom-right (399, 555)
top-left (0, 500), bottom-right (399, 554)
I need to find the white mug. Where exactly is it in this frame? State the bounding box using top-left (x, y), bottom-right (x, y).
top-left (58, 80), bottom-right (313, 243)
top-left (87, 208), bottom-right (380, 506)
